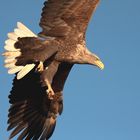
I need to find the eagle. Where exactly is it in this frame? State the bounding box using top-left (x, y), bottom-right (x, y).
top-left (3, 0), bottom-right (104, 139)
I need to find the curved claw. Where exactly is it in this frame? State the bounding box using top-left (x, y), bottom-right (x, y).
top-left (36, 61), bottom-right (44, 72)
top-left (45, 79), bottom-right (55, 100)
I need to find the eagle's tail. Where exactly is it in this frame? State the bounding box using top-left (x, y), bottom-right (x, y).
top-left (3, 22), bottom-right (37, 79)
top-left (8, 70), bottom-right (62, 140)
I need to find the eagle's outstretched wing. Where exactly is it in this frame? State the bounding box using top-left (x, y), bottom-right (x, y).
top-left (39, 0), bottom-right (100, 37)
top-left (8, 62), bottom-right (73, 140)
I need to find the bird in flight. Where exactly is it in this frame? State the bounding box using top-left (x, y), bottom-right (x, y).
top-left (3, 0), bottom-right (104, 139)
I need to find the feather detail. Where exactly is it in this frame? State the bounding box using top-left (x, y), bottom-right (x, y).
top-left (8, 66), bottom-right (24, 74)
top-left (9, 123), bottom-right (28, 139)
top-left (39, 117), bottom-right (56, 140)
top-left (3, 51), bottom-right (21, 57)
top-left (7, 32), bottom-right (18, 41)
top-left (4, 45), bottom-right (19, 51)
top-left (4, 63), bottom-right (16, 68)
top-left (3, 22), bottom-right (37, 79)
top-left (5, 39), bottom-right (16, 46)
top-left (4, 58), bottom-right (16, 63)
top-left (17, 64), bottom-right (35, 80)
top-left (17, 22), bottom-right (37, 37)
top-left (14, 28), bottom-right (27, 37)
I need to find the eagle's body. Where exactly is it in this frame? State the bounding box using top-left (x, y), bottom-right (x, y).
top-left (3, 0), bottom-right (104, 139)
top-left (15, 36), bottom-right (86, 65)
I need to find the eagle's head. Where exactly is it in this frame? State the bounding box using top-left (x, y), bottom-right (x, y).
top-left (75, 44), bottom-right (104, 70)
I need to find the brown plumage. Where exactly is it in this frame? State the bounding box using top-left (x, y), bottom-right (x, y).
top-left (3, 0), bottom-right (105, 139)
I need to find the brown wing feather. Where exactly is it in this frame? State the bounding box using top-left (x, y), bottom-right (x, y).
top-left (8, 70), bottom-right (57, 139)
top-left (39, 0), bottom-right (100, 37)
top-left (14, 37), bottom-right (58, 66)
top-left (8, 62), bottom-right (73, 139)
top-left (8, 70), bottom-right (50, 140)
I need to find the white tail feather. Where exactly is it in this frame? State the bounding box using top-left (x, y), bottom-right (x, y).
top-left (17, 22), bottom-right (37, 37)
top-left (17, 64), bottom-right (35, 80)
top-left (4, 58), bottom-right (15, 63)
top-left (4, 63), bottom-right (16, 68)
top-left (5, 39), bottom-right (16, 46)
top-left (8, 32), bottom-right (18, 41)
top-left (3, 22), bottom-right (37, 79)
top-left (8, 66), bottom-right (24, 74)
top-left (4, 45), bottom-right (19, 51)
top-left (14, 28), bottom-right (27, 37)
top-left (3, 51), bottom-right (21, 57)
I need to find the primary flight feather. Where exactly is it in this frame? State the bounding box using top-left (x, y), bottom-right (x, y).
top-left (3, 0), bottom-right (104, 139)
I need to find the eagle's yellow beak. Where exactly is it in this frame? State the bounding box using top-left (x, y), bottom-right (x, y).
top-left (94, 59), bottom-right (104, 70)
top-left (91, 53), bottom-right (104, 70)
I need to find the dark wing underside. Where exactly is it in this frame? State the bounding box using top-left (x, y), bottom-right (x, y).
top-left (39, 0), bottom-right (100, 37)
top-left (8, 70), bottom-right (55, 140)
top-left (8, 62), bottom-right (73, 140)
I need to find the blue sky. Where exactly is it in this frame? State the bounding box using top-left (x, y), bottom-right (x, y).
top-left (0, 0), bottom-right (140, 140)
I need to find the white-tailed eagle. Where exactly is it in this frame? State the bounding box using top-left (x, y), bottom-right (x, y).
top-left (3, 0), bottom-right (104, 139)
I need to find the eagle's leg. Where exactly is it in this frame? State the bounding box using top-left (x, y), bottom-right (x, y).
top-left (36, 61), bottom-right (44, 72)
top-left (45, 79), bottom-right (55, 100)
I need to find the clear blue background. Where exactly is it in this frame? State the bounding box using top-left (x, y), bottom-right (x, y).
top-left (0, 0), bottom-right (140, 140)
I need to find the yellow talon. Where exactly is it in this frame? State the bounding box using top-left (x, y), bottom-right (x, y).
top-left (36, 61), bottom-right (44, 72)
top-left (45, 79), bottom-right (55, 100)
